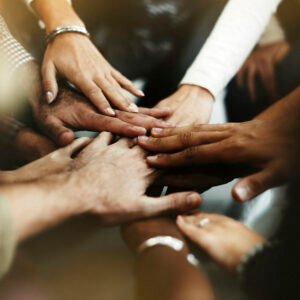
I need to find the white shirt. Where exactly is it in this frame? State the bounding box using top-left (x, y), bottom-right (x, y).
top-left (181, 0), bottom-right (283, 98)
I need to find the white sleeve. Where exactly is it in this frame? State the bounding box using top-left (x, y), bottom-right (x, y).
top-left (180, 0), bottom-right (282, 98)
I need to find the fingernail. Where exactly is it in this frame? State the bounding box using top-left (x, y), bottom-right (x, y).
top-left (138, 136), bottom-right (149, 143)
top-left (106, 108), bottom-right (116, 116)
top-left (138, 90), bottom-right (145, 97)
top-left (176, 215), bottom-right (184, 224)
top-left (46, 91), bottom-right (54, 104)
top-left (235, 186), bottom-right (251, 202)
top-left (132, 138), bottom-right (138, 146)
top-left (165, 122), bottom-right (176, 128)
top-left (147, 155), bottom-right (158, 163)
top-left (152, 128), bottom-right (163, 135)
top-left (186, 194), bottom-right (201, 206)
top-left (133, 127), bottom-right (147, 135)
top-left (128, 103), bottom-right (139, 113)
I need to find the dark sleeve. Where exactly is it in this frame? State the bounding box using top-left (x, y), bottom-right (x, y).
top-left (240, 239), bottom-right (300, 300)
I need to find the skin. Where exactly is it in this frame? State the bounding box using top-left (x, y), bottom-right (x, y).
top-left (32, 0), bottom-right (143, 114)
top-left (33, 87), bottom-right (173, 146)
top-left (138, 87), bottom-right (300, 202)
top-left (155, 85), bottom-right (214, 126)
top-left (121, 218), bottom-right (215, 300)
top-left (18, 61), bottom-right (173, 147)
top-left (177, 213), bottom-right (266, 272)
top-left (237, 41), bottom-right (290, 102)
top-left (0, 132), bottom-right (202, 242)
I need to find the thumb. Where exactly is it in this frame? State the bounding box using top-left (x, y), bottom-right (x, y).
top-left (61, 137), bottom-right (92, 157)
top-left (41, 117), bottom-right (75, 146)
top-left (232, 170), bottom-right (276, 202)
top-left (141, 192), bottom-right (202, 218)
top-left (42, 62), bottom-right (58, 104)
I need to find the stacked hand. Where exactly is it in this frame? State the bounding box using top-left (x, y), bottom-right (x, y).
top-left (33, 88), bottom-right (173, 146)
top-left (138, 87), bottom-right (300, 202)
top-left (177, 213), bottom-right (266, 272)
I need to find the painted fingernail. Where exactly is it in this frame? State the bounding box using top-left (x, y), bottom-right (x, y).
top-left (176, 215), bottom-right (184, 224)
top-left (235, 186), bottom-right (251, 202)
top-left (128, 103), bottom-right (139, 113)
top-left (138, 90), bottom-right (145, 97)
top-left (186, 193), bottom-right (201, 206)
top-left (152, 128), bottom-right (163, 135)
top-left (46, 91), bottom-right (54, 104)
top-left (138, 136), bottom-right (149, 143)
top-left (133, 127), bottom-right (147, 135)
top-left (147, 155), bottom-right (158, 162)
top-left (106, 108), bottom-right (116, 116)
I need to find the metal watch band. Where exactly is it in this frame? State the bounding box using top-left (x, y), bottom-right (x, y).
top-left (46, 25), bottom-right (90, 44)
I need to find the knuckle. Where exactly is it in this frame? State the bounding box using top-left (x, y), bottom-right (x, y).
top-left (183, 146), bottom-right (198, 159)
top-left (179, 132), bottom-right (192, 146)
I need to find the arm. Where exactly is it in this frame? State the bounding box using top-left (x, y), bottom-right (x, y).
top-left (181, 0), bottom-right (282, 98)
top-left (28, 0), bottom-right (143, 114)
top-left (155, 0), bottom-right (281, 126)
top-left (122, 218), bottom-right (215, 300)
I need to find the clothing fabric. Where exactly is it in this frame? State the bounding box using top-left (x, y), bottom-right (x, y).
top-left (240, 183), bottom-right (300, 300)
top-left (0, 195), bottom-right (16, 280)
top-left (181, 0), bottom-right (282, 98)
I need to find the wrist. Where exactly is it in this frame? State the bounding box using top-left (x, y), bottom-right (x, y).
top-left (179, 84), bottom-right (214, 102)
top-left (1, 173), bottom-right (81, 241)
top-left (33, 0), bottom-right (84, 33)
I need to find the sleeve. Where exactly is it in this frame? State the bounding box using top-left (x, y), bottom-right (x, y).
top-left (0, 15), bottom-right (34, 77)
top-left (0, 195), bottom-right (16, 279)
top-left (239, 240), bottom-right (300, 300)
top-left (180, 0), bottom-right (282, 98)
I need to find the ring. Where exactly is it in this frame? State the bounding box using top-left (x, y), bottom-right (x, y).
top-left (197, 217), bottom-right (211, 228)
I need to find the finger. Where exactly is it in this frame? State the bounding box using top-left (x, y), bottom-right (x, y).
top-left (247, 65), bottom-right (257, 101)
top-left (62, 137), bottom-right (92, 157)
top-left (98, 76), bottom-right (139, 113)
top-left (42, 62), bottom-right (58, 104)
top-left (141, 192), bottom-right (202, 218)
top-left (236, 66), bottom-right (246, 88)
top-left (151, 123), bottom-right (237, 137)
top-left (138, 107), bottom-right (172, 119)
top-left (146, 143), bottom-right (227, 168)
top-left (75, 79), bottom-right (115, 116)
top-left (258, 64), bottom-right (278, 101)
top-left (83, 113), bottom-right (147, 137)
top-left (93, 131), bottom-right (114, 146)
top-left (112, 69), bottom-right (144, 97)
top-left (176, 215), bottom-right (207, 245)
top-left (138, 131), bottom-right (228, 152)
top-left (116, 111), bottom-right (174, 130)
top-left (232, 170), bottom-right (278, 202)
top-left (41, 117), bottom-right (75, 146)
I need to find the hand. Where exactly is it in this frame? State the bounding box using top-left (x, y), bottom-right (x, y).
top-left (177, 213), bottom-right (266, 272)
top-left (33, 88), bottom-right (172, 146)
top-left (13, 127), bottom-right (57, 163)
top-left (3, 137), bottom-right (90, 183)
top-left (68, 132), bottom-right (202, 225)
top-left (42, 34), bottom-right (144, 115)
top-left (155, 85), bottom-right (214, 126)
top-left (139, 88), bottom-right (300, 202)
top-left (237, 42), bottom-right (290, 102)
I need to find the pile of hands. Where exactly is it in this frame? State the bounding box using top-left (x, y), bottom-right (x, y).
top-left (10, 33), bottom-right (300, 274)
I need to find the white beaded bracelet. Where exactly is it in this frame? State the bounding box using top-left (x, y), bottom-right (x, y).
top-left (137, 236), bottom-right (200, 267)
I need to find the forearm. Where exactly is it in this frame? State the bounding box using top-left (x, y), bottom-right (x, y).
top-left (181, 0), bottom-right (282, 97)
top-left (0, 174), bottom-right (80, 242)
top-left (122, 218), bottom-right (215, 300)
top-left (32, 0), bottom-right (84, 33)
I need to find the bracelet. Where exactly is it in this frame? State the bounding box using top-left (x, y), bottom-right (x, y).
top-left (46, 25), bottom-right (90, 44)
top-left (137, 236), bottom-right (200, 267)
top-left (137, 236), bottom-right (184, 254)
